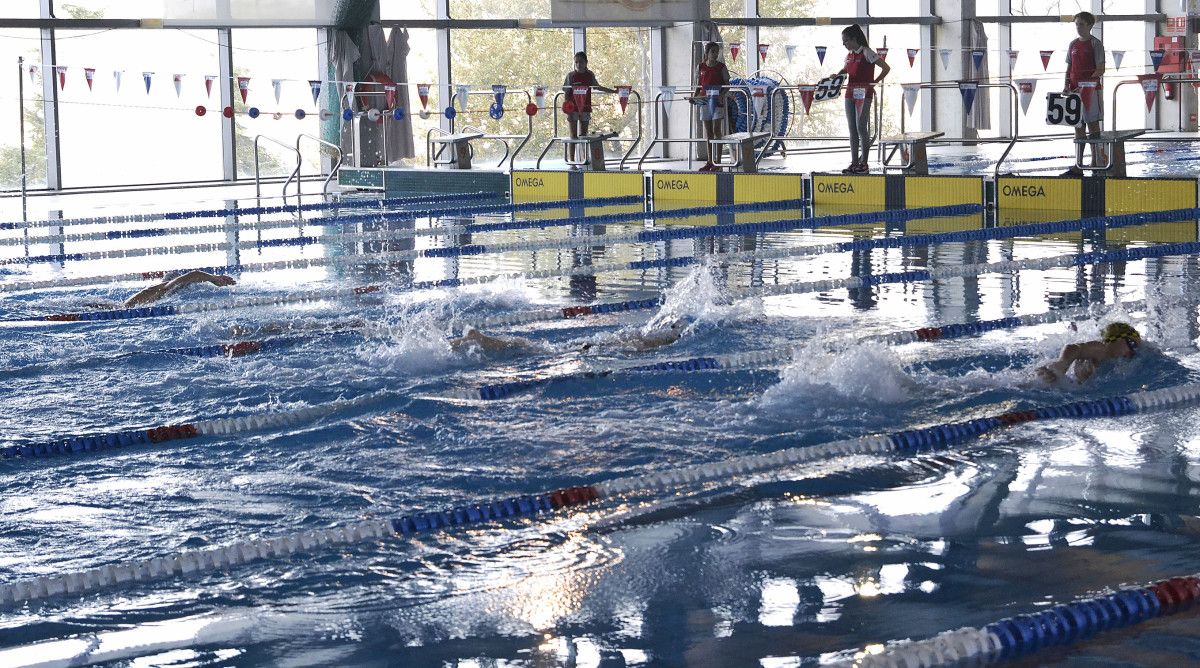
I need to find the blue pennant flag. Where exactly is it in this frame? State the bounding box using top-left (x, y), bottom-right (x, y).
top-left (971, 49), bottom-right (986, 71)
top-left (958, 81), bottom-right (978, 114)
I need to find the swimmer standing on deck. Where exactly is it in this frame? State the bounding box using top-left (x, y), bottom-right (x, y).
top-left (1035, 322), bottom-right (1141, 384)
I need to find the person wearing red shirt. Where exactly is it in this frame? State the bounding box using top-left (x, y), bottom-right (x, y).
top-left (693, 42), bottom-right (731, 172)
top-left (835, 24), bottom-right (890, 174)
top-left (562, 51), bottom-right (614, 165)
top-left (1063, 11), bottom-right (1106, 176)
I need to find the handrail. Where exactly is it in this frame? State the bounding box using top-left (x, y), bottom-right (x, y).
top-left (252, 134), bottom-right (302, 217)
top-left (295, 134), bottom-right (344, 212)
top-left (533, 87), bottom-right (645, 170)
top-left (898, 81), bottom-right (1019, 177)
top-left (635, 84), bottom-right (755, 171)
top-left (446, 89), bottom-right (535, 170)
top-left (758, 83), bottom-right (882, 166)
top-left (1109, 76), bottom-right (1194, 132)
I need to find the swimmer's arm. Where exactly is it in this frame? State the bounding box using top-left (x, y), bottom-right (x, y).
top-left (125, 270), bottom-right (234, 307)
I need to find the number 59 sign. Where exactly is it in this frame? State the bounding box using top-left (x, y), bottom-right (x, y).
top-left (814, 73), bottom-right (848, 102)
top-left (1046, 92), bottom-right (1083, 126)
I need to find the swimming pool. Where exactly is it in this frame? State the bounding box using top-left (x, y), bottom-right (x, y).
top-left (2, 186), bottom-right (1200, 666)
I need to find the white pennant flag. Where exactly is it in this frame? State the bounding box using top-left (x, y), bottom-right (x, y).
top-left (533, 84), bottom-right (546, 109)
top-left (939, 48), bottom-right (952, 71)
top-left (272, 78), bottom-right (283, 104)
top-left (27, 64), bottom-right (38, 84)
top-left (902, 83), bottom-right (920, 115)
top-left (1016, 78), bottom-right (1037, 115)
top-left (172, 73), bottom-right (183, 98)
top-left (456, 84), bottom-right (470, 112)
top-left (785, 44), bottom-right (797, 64)
top-left (1007, 50), bottom-right (1019, 71)
top-left (751, 85), bottom-right (767, 115)
top-left (1111, 50), bottom-right (1125, 69)
top-left (659, 86), bottom-right (674, 115)
top-left (113, 70), bottom-right (123, 92)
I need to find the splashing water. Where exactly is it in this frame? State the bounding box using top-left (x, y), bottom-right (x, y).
top-left (760, 339), bottom-right (919, 411)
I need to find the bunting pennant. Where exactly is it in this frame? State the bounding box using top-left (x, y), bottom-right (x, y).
top-left (27, 64), bottom-right (38, 84)
top-left (83, 67), bottom-right (95, 91)
top-left (971, 49), bottom-right (985, 71)
top-left (1016, 78), bottom-right (1037, 115)
top-left (815, 46), bottom-right (827, 65)
top-left (572, 84), bottom-right (589, 112)
top-left (142, 71), bottom-right (153, 94)
top-left (173, 73), bottom-right (184, 98)
top-left (705, 86), bottom-right (719, 117)
top-left (798, 85), bottom-right (815, 115)
top-left (113, 70), bottom-right (122, 92)
top-left (1191, 50), bottom-right (1200, 74)
top-left (308, 79), bottom-right (321, 105)
top-left (785, 44), bottom-right (797, 64)
top-left (876, 47), bottom-right (888, 62)
top-left (271, 78), bottom-right (282, 104)
top-left (852, 85), bottom-right (868, 118)
top-left (343, 83), bottom-right (354, 109)
top-left (939, 48), bottom-right (952, 70)
top-left (758, 43), bottom-right (769, 62)
top-left (1150, 49), bottom-right (1165, 71)
top-left (456, 84), bottom-right (470, 111)
top-left (416, 83), bottom-right (430, 109)
top-left (659, 86), bottom-right (674, 115)
top-left (1078, 80), bottom-right (1098, 118)
top-left (206, 75), bottom-right (217, 98)
top-left (907, 48), bottom-right (918, 67)
top-left (1040, 50), bottom-right (1053, 71)
top-left (492, 83), bottom-right (507, 109)
top-left (383, 85), bottom-right (396, 109)
top-left (1008, 50), bottom-right (1019, 71)
top-left (56, 65), bottom-right (67, 90)
top-left (751, 85), bottom-right (767, 115)
top-left (1112, 50), bottom-right (1125, 69)
top-left (533, 84), bottom-right (546, 110)
top-left (616, 84), bottom-right (632, 113)
top-left (959, 81), bottom-right (978, 114)
top-left (237, 76), bottom-right (249, 103)
top-left (1139, 73), bottom-right (1160, 112)
top-left (730, 42), bottom-right (741, 60)
top-left (902, 83), bottom-right (920, 115)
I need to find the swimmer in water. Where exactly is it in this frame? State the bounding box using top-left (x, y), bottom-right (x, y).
top-left (1035, 321), bottom-right (1141, 384)
top-left (124, 270), bottom-right (235, 307)
top-left (450, 317), bottom-right (691, 355)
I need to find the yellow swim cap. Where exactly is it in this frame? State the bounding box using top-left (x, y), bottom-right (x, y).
top-left (1101, 322), bottom-right (1140, 343)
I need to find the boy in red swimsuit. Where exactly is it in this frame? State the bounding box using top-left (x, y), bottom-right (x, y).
top-left (562, 51), bottom-right (614, 164)
top-left (1063, 11), bottom-right (1106, 175)
top-left (694, 42), bottom-right (731, 172)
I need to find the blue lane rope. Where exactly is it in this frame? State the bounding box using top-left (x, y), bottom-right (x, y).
top-left (5, 383), bottom-right (1200, 607)
top-left (0, 191), bottom-right (504, 232)
top-left (830, 575), bottom-right (1200, 666)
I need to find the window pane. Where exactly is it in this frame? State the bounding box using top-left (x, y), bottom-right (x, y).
top-left (866, 23), bottom-right (921, 139)
top-left (54, 29), bottom-right (224, 187)
top-left (0, 30), bottom-right (46, 190)
top-left (869, 1), bottom-right (920, 16)
top-left (229, 28), bottom-right (322, 179)
top-left (396, 28), bottom-right (439, 167)
top-left (582, 28), bottom-right (654, 159)
top-left (447, 28), bottom-right (572, 166)
top-left (450, 0), bottom-right (551, 19)
top-left (759, 0), bottom-right (856, 19)
top-left (710, 0), bottom-right (743, 18)
top-left (1009, 1), bottom-right (1089, 15)
top-left (380, 0), bottom-right (436, 20)
top-left (756, 22), bottom-right (851, 138)
top-left (47, 1), bottom-right (160, 19)
top-left (0, 2), bottom-right (40, 19)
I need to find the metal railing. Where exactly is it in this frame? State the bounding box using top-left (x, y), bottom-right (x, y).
top-left (292, 134), bottom-right (344, 220)
top-left (636, 84), bottom-right (757, 171)
top-left (424, 89), bottom-right (534, 170)
top-left (253, 134), bottom-right (303, 214)
top-left (1111, 75), bottom-right (1200, 134)
top-left (531, 88), bottom-right (644, 170)
top-left (897, 81), bottom-right (1019, 177)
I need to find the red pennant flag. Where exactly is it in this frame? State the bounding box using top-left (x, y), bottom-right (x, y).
top-left (56, 65), bottom-right (67, 90)
top-left (798, 85), bottom-right (815, 115)
top-left (616, 84), bottom-right (631, 113)
top-left (758, 43), bottom-right (769, 62)
top-left (906, 48), bottom-right (918, 67)
top-left (83, 67), bottom-right (95, 91)
top-left (852, 85), bottom-right (868, 118)
top-left (237, 76), bottom-right (250, 104)
top-left (1078, 81), bottom-right (1098, 118)
top-left (205, 75), bottom-right (216, 98)
top-left (1139, 74), bottom-right (1160, 112)
top-left (876, 47), bottom-right (889, 62)
top-left (416, 83), bottom-right (430, 109)
top-left (730, 42), bottom-right (741, 60)
top-left (1039, 50), bottom-right (1053, 71)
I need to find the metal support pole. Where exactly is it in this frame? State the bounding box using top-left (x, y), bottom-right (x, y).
top-left (218, 28), bottom-right (236, 180)
top-left (17, 56), bottom-right (27, 240)
top-left (38, 0), bottom-right (61, 190)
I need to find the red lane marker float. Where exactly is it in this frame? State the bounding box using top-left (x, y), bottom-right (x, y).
top-left (145, 423), bottom-right (200, 444)
top-left (223, 341), bottom-right (263, 358)
top-left (561, 306), bottom-right (594, 318)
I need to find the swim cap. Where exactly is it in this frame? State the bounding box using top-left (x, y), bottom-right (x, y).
top-left (1101, 322), bottom-right (1140, 343)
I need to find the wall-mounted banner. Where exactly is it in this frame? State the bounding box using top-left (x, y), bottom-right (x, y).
top-left (1016, 78), bottom-right (1037, 115)
top-left (902, 83), bottom-right (919, 115)
top-left (959, 81), bottom-right (978, 114)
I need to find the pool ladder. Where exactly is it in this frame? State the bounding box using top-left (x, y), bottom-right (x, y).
top-left (252, 133), bottom-right (344, 226)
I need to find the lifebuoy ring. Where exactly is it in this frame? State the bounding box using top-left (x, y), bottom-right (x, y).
top-left (356, 71), bottom-right (397, 110)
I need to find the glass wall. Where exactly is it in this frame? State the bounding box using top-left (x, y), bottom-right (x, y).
top-left (380, 0), bottom-right (436, 20)
top-left (584, 28), bottom-right (654, 159)
top-left (0, 29), bottom-right (46, 190)
top-left (54, 29), bottom-right (225, 187)
top-left (449, 0), bottom-right (552, 19)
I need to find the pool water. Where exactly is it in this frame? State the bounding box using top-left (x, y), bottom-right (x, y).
top-left (3, 192), bottom-right (1200, 666)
